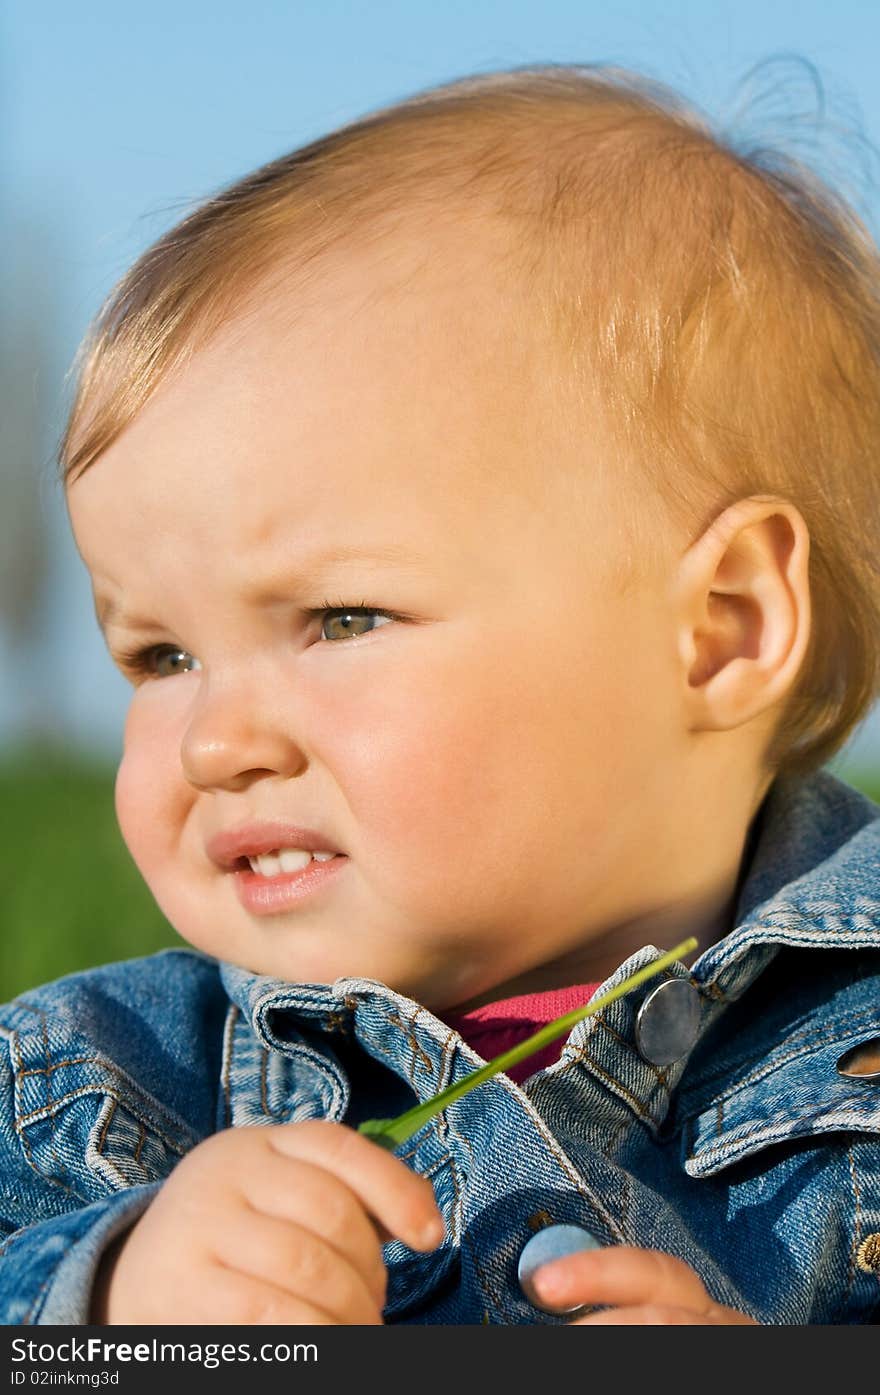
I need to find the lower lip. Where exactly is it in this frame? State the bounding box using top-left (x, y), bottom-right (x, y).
top-left (232, 855), bottom-right (348, 915)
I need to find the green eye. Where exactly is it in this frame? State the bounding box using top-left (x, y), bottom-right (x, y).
top-left (320, 608), bottom-right (393, 642)
top-left (117, 644), bottom-right (199, 680)
top-left (117, 605), bottom-right (398, 679)
top-left (152, 646), bottom-right (199, 676)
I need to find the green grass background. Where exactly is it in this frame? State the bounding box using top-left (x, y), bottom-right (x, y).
top-left (0, 743), bottom-right (181, 999)
top-left (2, 741), bottom-right (878, 1000)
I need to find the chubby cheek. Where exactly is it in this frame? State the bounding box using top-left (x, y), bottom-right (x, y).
top-left (309, 639), bottom-right (623, 926)
top-left (114, 691), bottom-right (192, 894)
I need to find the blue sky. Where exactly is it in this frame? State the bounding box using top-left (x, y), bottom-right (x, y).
top-left (2, 0), bottom-right (880, 769)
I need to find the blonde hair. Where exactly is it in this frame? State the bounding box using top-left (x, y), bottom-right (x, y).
top-left (58, 63), bottom-right (880, 778)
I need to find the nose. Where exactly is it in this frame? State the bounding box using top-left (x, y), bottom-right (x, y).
top-left (179, 672), bottom-right (307, 791)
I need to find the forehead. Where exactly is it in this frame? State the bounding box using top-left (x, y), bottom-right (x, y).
top-left (67, 216), bottom-right (583, 567)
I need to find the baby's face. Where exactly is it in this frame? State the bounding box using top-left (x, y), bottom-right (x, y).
top-left (67, 221), bottom-right (683, 1010)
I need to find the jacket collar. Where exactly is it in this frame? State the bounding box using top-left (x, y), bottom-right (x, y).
top-left (690, 768), bottom-right (880, 1002)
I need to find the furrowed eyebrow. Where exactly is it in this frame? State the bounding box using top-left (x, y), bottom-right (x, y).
top-left (93, 542), bottom-right (426, 639)
top-left (95, 599), bottom-right (156, 639)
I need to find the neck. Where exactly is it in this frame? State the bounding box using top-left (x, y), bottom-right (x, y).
top-left (446, 775), bottom-right (771, 1016)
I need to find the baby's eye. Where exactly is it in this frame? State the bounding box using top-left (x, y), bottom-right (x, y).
top-left (118, 607), bottom-right (395, 678)
top-left (120, 645), bottom-right (200, 680)
top-left (320, 607), bottom-right (394, 642)
top-left (152, 646), bottom-right (200, 676)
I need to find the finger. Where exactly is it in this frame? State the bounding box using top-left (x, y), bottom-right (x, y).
top-left (239, 1152), bottom-right (389, 1307)
top-left (532, 1245), bottom-right (712, 1314)
top-left (268, 1121), bottom-right (445, 1252)
top-left (188, 1261), bottom-right (342, 1326)
top-left (212, 1209), bottom-right (383, 1325)
top-left (572, 1302), bottom-right (755, 1325)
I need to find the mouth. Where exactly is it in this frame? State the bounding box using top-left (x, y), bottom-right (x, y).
top-left (230, 851), bottom-right (349, 915)
top-left (207, 822), bottom-right (345, 873)
top-left (232, 850), bottom-right (346, 878)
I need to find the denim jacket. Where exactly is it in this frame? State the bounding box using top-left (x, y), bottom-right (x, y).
top-left (1, 768), bottom-right (879, 1326)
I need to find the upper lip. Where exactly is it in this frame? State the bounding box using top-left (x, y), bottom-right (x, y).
top-left (207, 822), bottom-right (345, 870)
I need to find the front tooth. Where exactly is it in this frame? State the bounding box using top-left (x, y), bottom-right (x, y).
top-left (254, 851), bottom-right (282, 877)
top-left (278, 848), bottom-right (314, 874)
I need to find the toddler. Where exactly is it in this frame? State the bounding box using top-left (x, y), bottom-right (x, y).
top-left (2, 63), bottom-right (880, 1326)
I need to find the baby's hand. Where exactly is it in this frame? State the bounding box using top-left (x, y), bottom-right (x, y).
top-left (91, 1120), bottom-right (444, 1325)
top-left (532, 1244), bottom-right (757, 1324)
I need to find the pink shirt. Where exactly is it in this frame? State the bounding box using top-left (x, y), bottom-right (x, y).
top-left (440, 982), bottom-right (600, 1085)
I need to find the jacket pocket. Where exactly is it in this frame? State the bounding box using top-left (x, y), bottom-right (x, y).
top-left (7, 1024), bottom-right (202, 1203)
top-left (84, 1091), bottom-right (196, 1192)
top-left (682, 1021), bottom-right (880, 1178)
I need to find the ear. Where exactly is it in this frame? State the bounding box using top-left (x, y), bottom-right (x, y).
top-left (673, 496), bottom-right (811, 733)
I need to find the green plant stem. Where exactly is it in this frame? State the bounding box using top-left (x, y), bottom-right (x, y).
top-left (358, 936), bottom-right (698, 1149)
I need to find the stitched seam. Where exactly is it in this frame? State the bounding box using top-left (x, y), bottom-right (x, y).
top-left (10, 1031), bottom-right (76, 1198)
top-left (12, 1126), bottom-right (76, 1197)
top-left (37, 1007), bottom-right (66, 1189)
top-left (13, 1011), bottom-right (199, 1137)
top-left (388, 1009), bottom-right (433, 1080)
top-left (446, 1139), bottom-right (464, 1246)
top-left (17, 1057), bottom-right (98, 1077)
top-left (16, 1088), bottom-right (186, 1157)
top-left (564, 1045), bottom-right (653, 1123)
top-left (731, 1009), bottom-right (877, 1090)
top-left (397, 1026), bottom-right (428, 1141)
top-left (438, 1104), bottom-right (471, 1249)
top-left (260, 1049), bottom-right (269, 1117)
top-left (762, 901), bottom-right (880, 922)
top-left (436, 1029), bottom-right (456, 1089)
top-left (134, 1122), bottom-right (146, 1166)
top-left (24, 1265), bottom-right (57, 1326)
top-left (461, 1226), bottom-right (505, 1317)
top-left (702, 981), bottom-right (729, 1002)
top-left (283, 1043), bottom-right (346, 1116)
top-left (682, 1006), bottom-right (879, 1104)
top-left (719, 1020), bottom-right (877, 1101)
top-left (845, 1146), bottom-right (862, 1306)
top-left (591, 1010), bottom-right (671, 1090)
top-left (619, 1158), bottom-right (631, 1241)
top-left (494, 1081), bottom-right (624, 1235)
top-left (693, 1103), bottom-right (880, 1161)
top-left (413, 1009), bottom-right (435, 1076)
top-left (95, 1097), bottom-right (117, 1155)
top-left (644, 1069), bottom-right (674, 1120)
top-left (22, 1005), bottom-right (71, 1197)
top-left (221, 1004), bottom-right (237, 1129)
top-left (694, 921), bottom-right (880, 998)
top-left (703, 915), bottom-right (880, 967)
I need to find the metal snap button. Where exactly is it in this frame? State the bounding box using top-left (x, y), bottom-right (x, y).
top-left (634, 978), bottom-right (701, 1066)
top-left (835, 1038), bottom-right (880, 1080)
top-left (856, 1233), bottom-right (880, 1274)
top-left (517, 1223), bottom-right (601, 1314)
